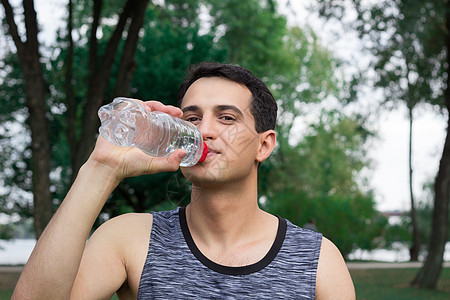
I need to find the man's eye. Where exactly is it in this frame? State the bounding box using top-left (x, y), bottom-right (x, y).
top-left (186, 117), bottom-right (200, 123)
top-left (221, 115), bottom-right (236, 122)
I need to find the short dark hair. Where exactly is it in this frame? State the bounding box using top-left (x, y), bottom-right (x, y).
top-left (177, 62), bottom-right (277, 133)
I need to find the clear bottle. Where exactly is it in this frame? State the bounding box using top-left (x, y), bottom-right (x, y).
top-left (98, 97), bottom-right (207, 167)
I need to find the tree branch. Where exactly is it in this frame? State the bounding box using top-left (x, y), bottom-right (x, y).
top-left (73, 0), bottom-right (135, 176)
top-left (88, 0), bottom-right (102, 81)
top-left (95, 0), bottom-right (133, 84)
top-left (114, 0), bottom-right (150, 96)
top-left (23, 0), bottom-right (38, 52)
top-left (0, 0), bottom-right (26, 55)
top-left (65, 0), bottom-right (77, 183)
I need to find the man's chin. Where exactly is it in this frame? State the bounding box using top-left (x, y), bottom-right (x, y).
top-left (181, 168), bottom-right (223, 187)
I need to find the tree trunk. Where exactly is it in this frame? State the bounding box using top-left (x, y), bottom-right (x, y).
top-left (72, 0), bottom-right (135, 175)
top-left (412, 0), bottom-right (450, 287)
top-left (408, 106), bottom-right (420, 261)
top-left (65, 0), bottom-right (77, 184)
top-left (114, 0), bottom-right (150, 97)
top-left (88, 0), bottom-right (102, 84)
top-left (1, 0), bottom-right (53, 238)
top-left (412, 113), bottom-right (450, 288)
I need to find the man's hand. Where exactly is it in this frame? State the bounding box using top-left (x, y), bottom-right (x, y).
top-left (89, 100), bottom-right (187, 180)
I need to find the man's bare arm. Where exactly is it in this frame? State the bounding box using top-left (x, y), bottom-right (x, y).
top-left (12, 101), bottom-right (185, 299)
top-left (12, 159), bottom-right (122, 299)
top-left (70, 213), bottom-right (153, 299)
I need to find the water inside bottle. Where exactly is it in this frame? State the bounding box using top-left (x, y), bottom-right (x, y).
top-left (98, 98), bottom-right (204, 167)
top-left (98, 98), bottom-right (144, 147)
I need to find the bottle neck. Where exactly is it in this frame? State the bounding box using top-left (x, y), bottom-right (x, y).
top-left (198, 142), bottom-right (208, 163)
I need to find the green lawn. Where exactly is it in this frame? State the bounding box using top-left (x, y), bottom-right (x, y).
top-left (1, 267), bottom-right (449, 299)
top-left (349, 267), bottom-right (450, 300)
top-left (0, 291), bottom-right (12, 299)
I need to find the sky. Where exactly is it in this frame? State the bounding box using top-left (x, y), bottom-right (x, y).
top-left (12, 0), bottom-right (450, 212)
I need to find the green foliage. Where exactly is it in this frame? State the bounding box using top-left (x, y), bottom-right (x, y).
top-left (385, 182), bottom-right (450, 248)
top-left (0, 0), bottom-right (383, 257)
top-left (129, 3), bottom-right (227, 105)
top-left (314, 3), bottom-right (449, 281)
top-left (265, 110), bottom-right (384, 257)
top-left (268, 189), bottom-right (386, 258)
top-left (384, 220), bottom-right (411, 248)
top-left (364, 0), bottom-right (444, 110)
top-left (268, 111), bottom-right (373, 196)
top-left (0, 53), bottom-right (26, 118)
top-left (271, 26), bottom-right (344, 143)
top-left (0, 0), bottom-right (227, 234)
top-left (98, 2), bottom-right (227, 217)
top-left (0, 223), bottom-right (13, 240)
top-left (207, 0), bottom-right (290, 78)
top-left (0, 51), bottom-right (34, 222)
top-left (315, 0), bottom-right (446, 110)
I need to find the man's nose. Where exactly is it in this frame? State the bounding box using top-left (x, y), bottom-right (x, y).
top-left (197, 116), bottom-right (217, 140)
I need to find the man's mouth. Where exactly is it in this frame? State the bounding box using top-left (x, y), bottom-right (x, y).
top-left (206, 146), bottom-right (220, 158)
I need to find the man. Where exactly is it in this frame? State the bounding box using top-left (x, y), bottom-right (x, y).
top-left (13, 63), bottom-right (355, 299)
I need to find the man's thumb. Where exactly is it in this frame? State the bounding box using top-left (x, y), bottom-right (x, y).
top-left (168, 149), bottom-right (187, 166)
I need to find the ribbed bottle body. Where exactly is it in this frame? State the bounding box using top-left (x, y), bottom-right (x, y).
top-left (98, 98), bottom-right (204, 167)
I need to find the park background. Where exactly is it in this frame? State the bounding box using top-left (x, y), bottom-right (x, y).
top-left (0, 0), bottom-right (449, 298)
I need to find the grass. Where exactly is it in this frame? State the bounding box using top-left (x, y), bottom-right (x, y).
top-left (0, 291), bottom-right (12, 299)
top-left (349, 267), bottom-right (450, 300)
top-left (1, 267), bottom-right (449, 299)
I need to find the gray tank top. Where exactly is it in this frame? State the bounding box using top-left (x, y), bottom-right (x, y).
top-left (138, 207), bottom-right (322, 299)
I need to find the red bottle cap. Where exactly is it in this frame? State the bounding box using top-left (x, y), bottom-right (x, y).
top-left (198, 142), bottom-right (208, 163)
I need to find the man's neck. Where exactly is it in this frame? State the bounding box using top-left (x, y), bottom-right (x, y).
top-left (188, 187), bottom-right (258, 241)
top-left (185, 178), bottom-right (278, 266)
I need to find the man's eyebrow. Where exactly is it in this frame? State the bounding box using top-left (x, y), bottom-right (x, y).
top-left (182, 105), bottom-right (201, 113)
top-left (216, 105), bottom-right (243, 116)
top-left (182, 104), bottom-right (244, 116)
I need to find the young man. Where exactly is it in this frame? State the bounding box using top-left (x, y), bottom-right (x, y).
top-left (13, 63), bottom-right (355, 299)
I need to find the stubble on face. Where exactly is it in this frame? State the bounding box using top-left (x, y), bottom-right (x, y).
top-left (179, 77), bottom-right (261, 187)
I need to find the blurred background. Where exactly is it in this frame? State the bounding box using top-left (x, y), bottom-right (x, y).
top-left (0, 0), bottom-right (449, 297)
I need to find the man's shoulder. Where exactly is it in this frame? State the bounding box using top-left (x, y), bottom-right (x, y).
top-left (316, 237), bottom-right (355, 299)
top-left (283, 217), bottom-right (322, 240)
top-left (102, 212), bottom-right (153, 231)
top-left (73, 212), bottom-right (154, 297)
top-left (102, 208), bottom-right (180, 240)
top-left (93, 212), bottom-right (154, 249)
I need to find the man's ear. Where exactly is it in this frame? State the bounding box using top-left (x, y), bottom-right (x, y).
top-left (256, 130), bottom-right (276, 163)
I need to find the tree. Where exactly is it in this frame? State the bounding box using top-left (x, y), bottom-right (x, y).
top-left (0, 0), bottom-right (292, 235)
top-left (0, 0), bottom-right (384, 259)
top-left (265, 110), bottom-right (383, 258)
top-left (315, 0), bottom-right (449, 288)
top-left (253, 24), bottom-right (385, 257)
top-left (99, 0), bottom-right (228, 216)
top-left (71, 0), bottom-right (151, 177)
top-left (1, 0), bottom-right (53, 238)
top-left (207, 0), bottom-right (292, 78)
top-left (0, 0), bottom-right (151, 237)
top-left (413, 1), bottom-right (450, 288)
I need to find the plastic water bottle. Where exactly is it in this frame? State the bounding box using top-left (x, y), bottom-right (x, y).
top-left (98, 97), bottom-right (207, 167)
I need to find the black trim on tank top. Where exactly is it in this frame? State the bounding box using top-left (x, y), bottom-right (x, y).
top-left (178, 206), bottom-right (287, 275)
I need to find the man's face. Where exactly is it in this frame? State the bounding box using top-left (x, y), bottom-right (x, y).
top-left (180, 77), bottom-right (261, 186)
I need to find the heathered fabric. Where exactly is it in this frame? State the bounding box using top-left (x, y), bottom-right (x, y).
top-left (138, 207), bottom-right (322, 299)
